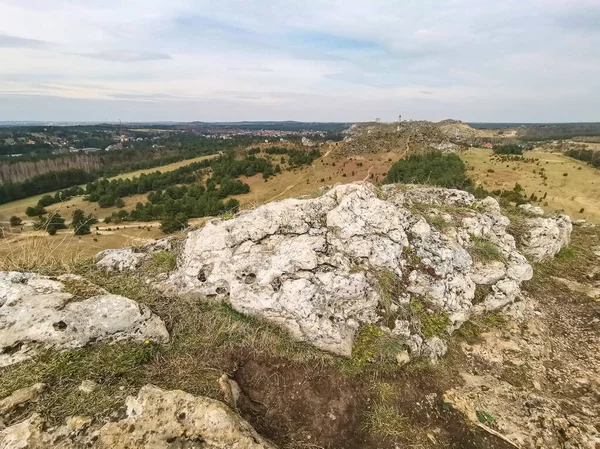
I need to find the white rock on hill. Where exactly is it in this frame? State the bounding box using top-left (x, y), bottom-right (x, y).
top-left (122, 182), bottom-right (534, 357)
top-left (518, 213), bottom-right (572, 263)
top-left (96, 237), bottom-right (173, 272)
top-left (0, 272), bottom-right (169, 367)
top-left (0, 385), bottom-right (277, 449)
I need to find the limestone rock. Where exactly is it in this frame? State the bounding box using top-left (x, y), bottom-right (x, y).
top-left (96, 237), bottom-right (174, 272)
top-left (78, 380), bottom-right (98, 394)
top-left (518, 203), bottom-right (545, 217)
top-left (156, 182), bottom-right (532, 356)
top-left (0, 272), bottom-right (169, 367)
top-left (0, 384), bottom-right (46, 415)
top-left (95, 248), bottom-right (147, 271)
top-left (519, 214), bottom-right (572, 262)
top-left (0, 385), bottom-right (277, 449)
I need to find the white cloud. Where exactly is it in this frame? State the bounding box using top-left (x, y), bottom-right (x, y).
top-left (0, 0), bottom-right (598, 121)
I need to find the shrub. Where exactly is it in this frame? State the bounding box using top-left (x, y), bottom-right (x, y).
top-left (385, 153), bottom-right (472, 190)
top-left (160, 214), bottom-right (188, 234)
top-left (9, 216), bottom-right (22, 226)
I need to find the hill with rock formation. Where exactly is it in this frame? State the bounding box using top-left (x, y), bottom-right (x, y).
top-left (2, 178), bottom-right (596, 449)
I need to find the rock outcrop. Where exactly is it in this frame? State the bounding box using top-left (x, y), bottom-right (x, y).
top-left (517, 207), bottom-right (572, 262)
top-left (96, 237), bottom-right (173, 272)
top-left (137, 182), bottom-right (533, 357)
top-left (0, 385), bottom-right (276, 449)
top-left (0, 272), bottom-right (169, 367)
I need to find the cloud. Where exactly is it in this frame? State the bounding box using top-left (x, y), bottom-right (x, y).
top-left (77, 51), bottom-right (172, 62)
top-left (0, 33), bottom-right (48, 49)
top-left (0, 0), bottom-right (599, 121)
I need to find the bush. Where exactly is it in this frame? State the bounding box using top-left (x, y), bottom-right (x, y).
top-left (385, 153), bottom-right (472, 190)
top-left (9, 216), bottom-right (22, 226)
top-left (25, 205), bottom-right (47, 217)
top-left (160, 214), bottom-right (188, 234)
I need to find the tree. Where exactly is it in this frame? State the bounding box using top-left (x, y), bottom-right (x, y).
top-left (9, 216), bottom-right (22, 226)
top-left (35, 212), bottom-right (67, 235)
top-left (160, 213), bottom-right (188, 234)
top-left (25, 205), bottom-right (47, 217)
top-left (385, 153), bottom-right (473, 190)
top-left (72, 209), bottom-right (91, 235)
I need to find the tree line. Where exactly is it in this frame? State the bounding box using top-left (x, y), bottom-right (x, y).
top-left (566, 149), bottom-right (600, 169)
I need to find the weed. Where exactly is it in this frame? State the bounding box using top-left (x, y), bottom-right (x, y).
top-left (374, 269), bottom-right (403, 322)
top-left (476, 410), bottom-right (495, 425)
top-left (60, 276), bottom-right (105, 301)
top-left (364, 403), bottom-right (408, 438)
top-left (420, 311), bottom-right (450, 338)
top-left (219, 211), bottom-right (236, 220)
top-left (148, 250), bottom-right (177, 273)
top-left (468, 236), bottom-right (505, 264)
top-left (425, 213), bottom-right (452, 231)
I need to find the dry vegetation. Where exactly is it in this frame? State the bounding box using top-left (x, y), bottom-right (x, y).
top-left (462, 147), bottom-right (600, 222)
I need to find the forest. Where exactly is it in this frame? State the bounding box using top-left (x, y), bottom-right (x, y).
top-left (20, 149), bottom-right (320, 234)
top-left (565, 148), bottom-right (600, 168)
top-left (0, 136), bottom-right (250, 205)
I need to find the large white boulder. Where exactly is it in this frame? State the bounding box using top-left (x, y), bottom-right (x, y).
top-left (519, 214), bottom-right (572, 262)
top-left (0, 272), bottom-right (169, 367)
top-left (157, 182), bottom-right (532, 356)
top-left (0, 385), bottom-right (276, 449)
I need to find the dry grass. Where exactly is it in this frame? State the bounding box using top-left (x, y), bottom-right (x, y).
top-left (0, 231), bottom-right (88, 274)
top-left (462, 148), bottom-right (600, 222)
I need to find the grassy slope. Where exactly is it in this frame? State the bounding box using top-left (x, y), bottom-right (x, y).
top-left (462, 148), bottom-right (600, 222)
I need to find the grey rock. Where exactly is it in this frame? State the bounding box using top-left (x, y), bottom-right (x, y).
top-left (0, 272), bottom-right (169, 367)
top-left (520, 214), bottom-right (572, 262)
top-left (157, 183), bottom-right (533, 356)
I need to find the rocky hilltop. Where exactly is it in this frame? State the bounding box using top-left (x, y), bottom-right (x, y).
top-left (2, 181), bottom-right (596, 449)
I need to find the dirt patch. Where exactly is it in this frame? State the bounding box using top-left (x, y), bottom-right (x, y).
top-left (228, 349), bottom-right (516, 449)
top-left (232, 354), bottom-right (370, 449)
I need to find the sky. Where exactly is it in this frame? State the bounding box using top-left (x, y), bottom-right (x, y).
top-left (0, 0), bottom-right (599, 123)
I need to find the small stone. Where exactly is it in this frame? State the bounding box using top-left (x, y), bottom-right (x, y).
top-left (66, 416), bottom-right (92, 432)
top-left (78, 380), bottom-right (98, 394)
top-left (396, 350), bottom-right (411, 367)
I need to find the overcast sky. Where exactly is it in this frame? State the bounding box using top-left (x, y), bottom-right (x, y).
top-left (0, 0), bottom-right (599, 122)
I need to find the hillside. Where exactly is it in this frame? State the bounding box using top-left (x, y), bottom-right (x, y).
top-left (1, 180), bottom-right (598, 449)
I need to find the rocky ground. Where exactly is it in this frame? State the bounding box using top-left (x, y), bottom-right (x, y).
top-left (0, 181), bottom-right (597, 449)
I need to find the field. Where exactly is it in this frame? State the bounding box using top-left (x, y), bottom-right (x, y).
top-left (462, 147), bottom-right (600, 222)
top-left (233, 148), bottom-right (397, 208)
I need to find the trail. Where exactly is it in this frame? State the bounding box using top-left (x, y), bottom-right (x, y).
top-left (404, 134), bottom-right (411, 157)
top-left (362, 166), bottom-right (374, 182)
top-left (267, 183), bottom-right (297, 202)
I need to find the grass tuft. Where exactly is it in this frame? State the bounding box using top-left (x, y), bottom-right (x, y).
top-left (364, 402), bottom-right (408, 438)
top-left (469, 236), bottom-right (505, 264)
top-left (148, 250), bottom-right (177, 273)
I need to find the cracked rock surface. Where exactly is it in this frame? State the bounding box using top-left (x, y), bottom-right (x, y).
top-left (0, 385), bottom-right (276, 449)
top-left (0, 272), bottom-right (169, 367)
top-left (519, 213), bottom-right (572, 262)
top-left (150, 182), bottom-right (534, 356)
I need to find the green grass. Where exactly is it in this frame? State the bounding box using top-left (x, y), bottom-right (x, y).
top-left (364, 402), bottom-right (408, 438)
top-left (406, 297), bottom-right (450, 339)
top-left (469, 236), bottom-right (505, 264)
top-left (0, 343), bottom-right (156, 423)
top-left (148, 250), bottom-right (177, 273)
